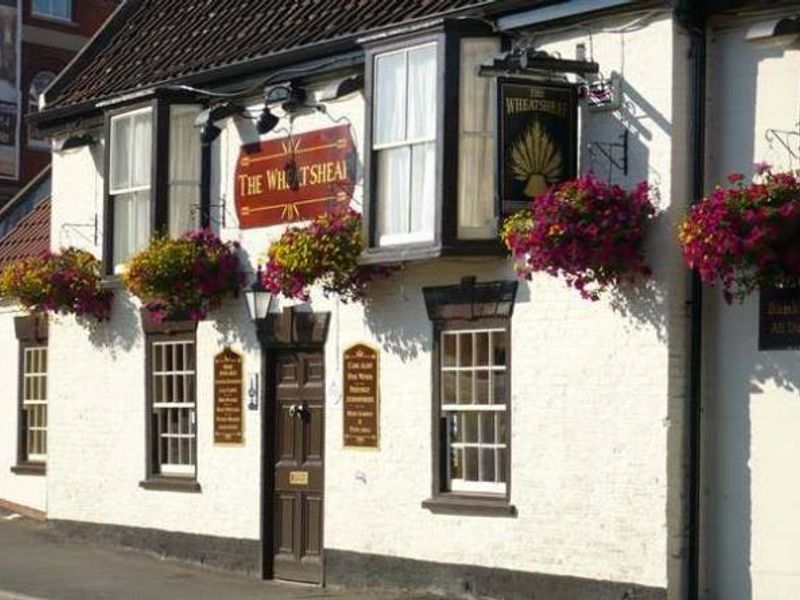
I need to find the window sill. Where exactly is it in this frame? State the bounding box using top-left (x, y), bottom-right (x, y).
top-left (360, 242), bottom-right (442, 265)
top-left (422, 494), bottom-right (516, 517)
top-left (360, 240), bottom-right (505, 265)
top-left (11, 463), bottom-right (46, 477)
top-left (139, 477), bottom-right (201, 493)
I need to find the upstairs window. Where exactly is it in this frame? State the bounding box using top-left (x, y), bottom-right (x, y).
top-left (168, 106), bottom-right (202, 238)
top-left (106, 102), bottom-right (203, 273)
top-left (363, 24), bottom-right (503, 261)
top-left (109, 108), bottom-right (152, 268)
top-left (32, 0), bottom-right (72, 21)
top-left (373, 43), bottom-right (437, 246)
top-left (458, 38), bottom-right (501, 239)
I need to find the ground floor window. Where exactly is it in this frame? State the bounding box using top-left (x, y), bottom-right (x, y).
top-left (441, 326), bottom-right (508, 495)
top-left (422, 277), bottom-right (518, 513)
top-left (147, 334), bottom-right (197, 478)
top-left (21, 344), bottom-right (48, 464)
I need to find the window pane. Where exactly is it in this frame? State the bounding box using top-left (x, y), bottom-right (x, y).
top-left (169, 185), bottom-right (197, 238)
top-left (459, 334), bottom-right (473, 368)
top-left (409, 142), bottom-right (436, 239)
top-left (491, 330), bottom-right (507, 366)
top-left (131, 112), bottom-right (152, 188)
top-left (53, 0), bottom-right (71, 19)
top-left (377, 146), bottom-right (410, 240)
top-left (442, 333), bottom-right (457, 368)
top-left (110, 117), bottom-right (131, 191)
top-left (114, 191), bottom-right (150, 265)
top-left (169, 106), bottom-right (201, 236)
top-left (407, 44), bottom-right (437, 140)
top-left (374, 52), bottom-right (406, 145)
top-left (458, 38), bottom-right (500, 239)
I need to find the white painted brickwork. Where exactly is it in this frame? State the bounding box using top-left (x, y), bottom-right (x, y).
top-left (701, 13), bottom-right (800, 600)
top-left (0, 9), bottom-right (693, 593)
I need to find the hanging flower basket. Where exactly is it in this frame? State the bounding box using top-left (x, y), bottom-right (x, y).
top-left (122, 229), bottom-right (246, 322)
top-left (0, 247), bottom-right (113, 321)
top-left (263, 208), bottom-right (392, 303)
top-left (679, 163), bottom-right (800, 303)
top-left (501, 174), bottom-right (655, 301)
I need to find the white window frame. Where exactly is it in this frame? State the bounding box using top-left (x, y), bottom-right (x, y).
top-left (109, 106), bottom-right (153, 272)
top-left (440, 327), bottom-right (508, 496)
top-left (21, 345), bottom-right (48, 463)
top-left (150, 338), bottom-right (197, 478)
top-left (31, 0), bottom-right (72, 22)
top-left (372, 42), bottom-right (438, 247)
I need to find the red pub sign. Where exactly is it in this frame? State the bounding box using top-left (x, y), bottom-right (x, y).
top-left (235, 124), bottom-right (356, 228)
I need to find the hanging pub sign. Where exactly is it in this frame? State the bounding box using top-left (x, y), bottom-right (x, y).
top-left (498, 79), bottom-right (577, 215)
top-left (214, 348), bottom-right (244, 444)
top-left (235, 124), bottom-right (356, 228)
top-left (759, 287), bottom-right (800, 351)
top-left (342, 343), bottom-right (379, 449)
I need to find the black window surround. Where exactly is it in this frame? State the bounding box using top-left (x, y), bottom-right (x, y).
top-left (421, 278), bottom-right (518, 517)
top-left (361, 19), bottom-right (507, 266)
top-left (102, 91), bottom-right (211, 276)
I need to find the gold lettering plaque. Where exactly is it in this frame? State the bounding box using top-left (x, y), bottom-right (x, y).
top-left (289, 471), bottom-right (309, 486)
top-left (343, 343), bottom-right (380, 449)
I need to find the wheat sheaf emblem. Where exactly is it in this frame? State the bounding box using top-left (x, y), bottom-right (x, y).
top-left (510, 122), bottom-right (563, 197)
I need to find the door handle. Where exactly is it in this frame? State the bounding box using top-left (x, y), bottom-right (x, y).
top-left (288, 403), bottom-right (309, 420)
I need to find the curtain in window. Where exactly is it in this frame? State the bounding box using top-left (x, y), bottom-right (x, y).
top-left (168, 107), bottom-right (201, 237)
top-left (110, 109), bottom-right (152, 266)
top-left (374, 44), bottom-right (437, 245)
top-left (458, 38), bottom-right (501, 239)
top-left (114, 191), bottom-right (150, 266)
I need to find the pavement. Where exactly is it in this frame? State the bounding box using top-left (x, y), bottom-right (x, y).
top-left (0, 511), bottom-right (445, 600)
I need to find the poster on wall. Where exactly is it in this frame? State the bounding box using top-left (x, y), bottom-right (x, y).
top-left (0, 0), bottom-right (19, 180)
top-left (342, 343), bottom-right (379, 449)
top-left (498, 79), bottom-right (577, 215)
top-left (235, 124), bottom-right (356, 228)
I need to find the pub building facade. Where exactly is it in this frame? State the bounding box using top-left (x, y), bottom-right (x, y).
top-left (3, 0), bottom-right (800, 599)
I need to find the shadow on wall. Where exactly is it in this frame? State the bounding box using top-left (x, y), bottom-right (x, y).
top-left (86, 290), bottom-right (139, 355)
top-left (697, 31), bottom-right (792, 600)
top-left (580, 75), bottom-right (669, 342)
top-left (362, 271), bottom-right (431, 362)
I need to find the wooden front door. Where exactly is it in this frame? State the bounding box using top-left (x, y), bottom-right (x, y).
top-left (272, 350), bottom-right (325, 584)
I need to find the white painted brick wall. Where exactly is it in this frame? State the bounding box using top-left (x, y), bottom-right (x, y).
top-left (37, 9), bottom-right (687, 592)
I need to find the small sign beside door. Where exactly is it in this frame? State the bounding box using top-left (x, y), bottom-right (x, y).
top-left (214, 348), bottom-right (244, 444)
top-left (759, 287), bottom-right (800, 351)
top-left (343, 343), bottom-right (379, 449)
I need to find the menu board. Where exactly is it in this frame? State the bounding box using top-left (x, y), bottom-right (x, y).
top-left (214, 348), bottom-right (244, 444)
top-left (343, 343), bottom-right (379, 449)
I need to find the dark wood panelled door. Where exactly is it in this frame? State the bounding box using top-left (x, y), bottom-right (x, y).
top-left (273, 350), bottom-right (325, 584)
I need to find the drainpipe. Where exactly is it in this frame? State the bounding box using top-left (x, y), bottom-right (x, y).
top-left (684, 7), bottom-right (707, 600)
